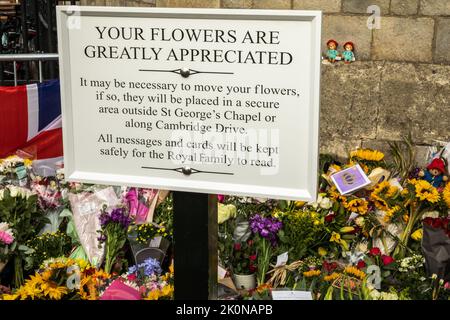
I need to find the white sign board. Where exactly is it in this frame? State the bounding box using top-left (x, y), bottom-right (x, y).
top-left (56, 6), bottom-right (321, 201)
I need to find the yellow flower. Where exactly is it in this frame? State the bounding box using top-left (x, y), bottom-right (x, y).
top-left (324, 272), bottom-right (341, 282)
top-left (330, 232), bottom-right (341, 243)
top-left (370, 181), bottom-right (398, 211)
top-left (42, 285), bottom-right (68, 300)
top-left (330, 232), bottom-right (349, 251)
top-left (344, 266), bottom-right (366, 280)
top-left (350, 149), bottom-right (385, 162)
top-left (340, 226), bottom-right (355, 234)
top-left (411, 229), bottom-right (423, 241)
top-left (344, 198), bottom-right (369, 214)
top-left (295, 201), bottom-right (306, 208)
top-left (383, 205), bottom-right (401, 223)
top-left (443, 183), bottom-right (450, 208)
top-left (403, 214), bottom-right (409, 223)
top-left (414, 180), bottom-right (440, 203)
top-left (303, 269), bottom-right (321, 277)
top-left (318, 247), bottom-right (328, 256)
top-left (145, 290), bottom-right (161, 300)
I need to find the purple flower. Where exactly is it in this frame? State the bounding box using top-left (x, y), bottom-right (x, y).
top-left (99, 207), bottom-right (131, 229)
top-left (249, 214), bottom-right (283, 246)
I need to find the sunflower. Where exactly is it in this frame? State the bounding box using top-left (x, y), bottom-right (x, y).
top-left (414, 180), bottom-right (440, 203)
top-left (344, 266), bottom-right (366, 280)
top-left (324, 272), bottom-right (341, 282)
top-left (443, 183), bottom-right (450, 208)
top-left (145, 289), bottom-right (162, 300)
top-left (344, 198), bottom-right (369, 214)
top-left (384, 205), bottom-right (401, 223)
top-left (350, 149), bottom-right (385, 162)
top-left (41, 283), bottom-right (68, 300)
top-left (370, 181), bottom-right (398, 210)
top-left (303, 269), bottom-right (321, 278)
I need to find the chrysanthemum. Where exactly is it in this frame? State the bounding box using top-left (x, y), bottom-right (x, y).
top-left (350, 149), bottom-right (385, 162)
top-left (414, 180), bottom-right (440, 203)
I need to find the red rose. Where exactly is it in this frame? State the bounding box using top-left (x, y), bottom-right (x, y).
top-left (325, 214), bottom-right (336, 223)
top-left (323, 261), bottom-right (338, 273)
top-left (423, 217), bottom-right (433, 226)
top-left (249, 264), bottom-right (257, 273)
top-left (357, 260), bottom-right (366, 269)
top-left (234, 243), bottom-right (241, 251)
top-left (369, 247), bottom-right (381, 256)
top-left (249, 254), bottom-right (257, 261)
top-left (381, 255), bottom-right (395, 266)
top-left (127, 273), bottom-right (137, 281)
top-left (432, 218), bottom-right (442, 229)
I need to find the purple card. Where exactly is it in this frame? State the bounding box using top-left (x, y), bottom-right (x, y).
top-left (330, 164), bottom-right (371, 195)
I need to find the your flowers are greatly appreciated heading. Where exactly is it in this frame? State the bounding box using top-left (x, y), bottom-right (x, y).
top-left (83, 27), bottom-right (293, 65)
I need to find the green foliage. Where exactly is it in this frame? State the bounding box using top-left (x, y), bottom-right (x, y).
top-left (153, 192), bottom-right (173, 233)
top-left (279, 210), bottom-right (326, 261)
top-left (22, 231), bottom-right (72, 270)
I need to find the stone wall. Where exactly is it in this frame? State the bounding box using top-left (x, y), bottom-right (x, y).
top-left (80, 0), bottom-right (450, 164)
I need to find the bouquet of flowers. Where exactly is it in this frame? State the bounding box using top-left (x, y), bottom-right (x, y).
top-left (0, 185), bottom-right (45, 286)
top-left (230, 238), bottom-right (257, 276)
top-left (98, 207), bottom-right (132, 274)
top-left (249, 214), bottom-right (282, 285)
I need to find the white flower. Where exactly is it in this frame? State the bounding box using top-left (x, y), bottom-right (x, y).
top-left (319, 196), bottom-right (333, 209)
top-left (0, 222), bottom-right (10, 232)
top-left (9, 186), bottom-right (19, 197)
top-left (356, 241), bottom-right (368, 253)
top-left (422, 211), bottom-right (440, 219)
top-left (0, 189), bottom-right (4, 201)
top-left (0, 222), bottom-right (13, 237)
top-left (355, 217), bottom-right (365, 227)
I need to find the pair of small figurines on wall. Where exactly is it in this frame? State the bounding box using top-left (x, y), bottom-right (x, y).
top-left (323, 39), bottom-right (355, 64)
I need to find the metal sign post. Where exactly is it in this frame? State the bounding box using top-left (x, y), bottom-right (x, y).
top-left (173, 192), bottom-right (218, 300)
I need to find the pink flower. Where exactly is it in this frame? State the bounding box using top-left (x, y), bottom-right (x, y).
top-left (381, 255), bottom-right (395, 266)
top-left (217, 194), bottom-right (225, 203)
top-left (444, 282), bottom-right (449, 290)
top-left (0, 231), bottom-right (14, 245)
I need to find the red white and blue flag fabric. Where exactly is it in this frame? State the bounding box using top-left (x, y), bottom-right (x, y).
top-left (0, 79), bottom-right (63, 165)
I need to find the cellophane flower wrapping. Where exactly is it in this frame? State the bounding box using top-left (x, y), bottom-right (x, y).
top-left (69, 187), bottom-right (121, 268)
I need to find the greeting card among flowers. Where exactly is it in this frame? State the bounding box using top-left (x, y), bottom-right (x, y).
top-left (331, 164), bottom-right (371, 195)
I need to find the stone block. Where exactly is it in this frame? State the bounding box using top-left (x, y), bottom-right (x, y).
top-left (252, 0), bottom-right (291, 9)
top-left (156, 0), bottom-right (220, 7)
top-left (320, 61), bottom-right (382, 141)
top-left (293, 0), bottom-right (341, 13)
top-left (372, 17), bottom-right (434, 63)
top-left (322, 15), bottom-right (372, 60)
top-left (390, 0), bottom-right (419, 15)
top-left (434, 18), bottom-right (450, 64)
top-left (319, 137), bottom-right (362, 161)
top-left (222, 0), bottom-right (252, 8)
top-left (342, 0), bottom-right (389, 14)
top-left (420, 0), bottom-right (450, 16)
top-left (377, 62), bottom-right (450, 144)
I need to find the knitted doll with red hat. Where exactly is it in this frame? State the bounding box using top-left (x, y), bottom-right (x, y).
top-left (342, 41), bottom-right (355, 64)
top-left (419, 158), bottom-right (448, 188)
top-left (326, 39), bottom-right (339, 63)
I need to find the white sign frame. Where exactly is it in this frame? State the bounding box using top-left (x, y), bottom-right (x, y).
top-left (56, 6), bottom-right (321, 201)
